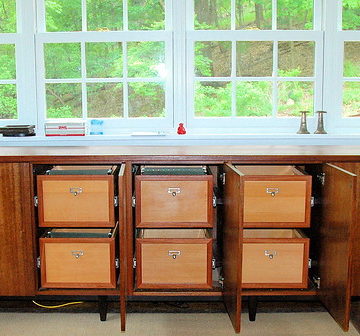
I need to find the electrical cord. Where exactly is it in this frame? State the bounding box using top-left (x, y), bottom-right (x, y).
top-left (32, 300), bottom-right (84, 309)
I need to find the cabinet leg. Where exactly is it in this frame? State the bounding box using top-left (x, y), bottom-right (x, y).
top-left (98, 296), bottom-right (108, 322)
top-left (120, 294), bottom-right (126, 332)
top-left (248, 296), bottom-right (258, 322)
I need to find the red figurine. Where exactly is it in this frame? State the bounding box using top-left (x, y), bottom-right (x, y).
top-left (177, 123), bottom-right (186, 135)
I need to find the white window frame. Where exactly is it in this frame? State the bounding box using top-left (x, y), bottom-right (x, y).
top-left (35, 0), bottom-right (174, 135)
top-left (185, 0), bottom-right (324, 133)
top-left (0, 0), bottom-right (37, 125)
top-left (323, 0), bottom-right (360, 134)
top-left (1, 0), bottom-right (359, 137)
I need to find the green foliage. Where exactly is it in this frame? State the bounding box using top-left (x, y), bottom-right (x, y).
top-left (0, 0), bottom-right (16, 33)
top-left (343, 0), bottom-right (360, 30)
top-left (195, 82), bottom-right (232, 117)
top-left (343, 82), bottom-right (360, 116)
top-left (0, 84), bottom-right (17, 119)
top-left (236, 81), bottom-right (272, 116)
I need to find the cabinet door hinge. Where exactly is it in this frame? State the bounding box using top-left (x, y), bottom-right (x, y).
top-left (317, 172), bottom-right (325, 186)
top-left (312, 276), bottom-right (321, 289)
top-left (212, 258), bottom-right (216, 269)
top-left (221, 173), bottom-right (226, 185)
top-left (219, 276), bottom-right (224, 289)
top-left (115, 258), bottom-right (120, 269)
top-left (308, 258), bottom-right (312, 268)
top-left (34, 196), bottom-right (38, 207)
top-left (133, 257), bottom-right (137, 268)
top-left (114, 196), bottom-right (119, 207)
top-left (212, 195), bottom-right (217, 208)
top-left (132, 196), bottom-right (136, 207)
top-left (36, 257), bottom-right (41, 268)
top-left (310, 197), bottom-right (315, 207)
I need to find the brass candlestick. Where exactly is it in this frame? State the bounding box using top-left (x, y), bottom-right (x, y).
top-left (297, 111), bottom-right (310, 134)
top-left (314, 110), bottom-right (327, 134)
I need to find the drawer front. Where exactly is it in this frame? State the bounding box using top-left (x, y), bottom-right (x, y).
top-left (243, 179), bottom-right (310, 226)
top-left (136, 177), bottom-right (213, 227)
top-left (40, 239), bottom-right (116, 288)
top-left (136, 240), bottom-right (212, 289)
top-left (38, 177), bottom-right (114, 227)
top-left (242, 241), bottom-right (309, 288)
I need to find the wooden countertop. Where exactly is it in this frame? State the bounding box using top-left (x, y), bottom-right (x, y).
top-left (1, 145), bottom-right (360, 164)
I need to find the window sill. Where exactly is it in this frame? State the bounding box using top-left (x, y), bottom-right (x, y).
top-left (1, 133), bottom-right (360, 146)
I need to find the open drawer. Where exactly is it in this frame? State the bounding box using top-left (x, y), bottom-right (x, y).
top-left (37, 165), bottom-right (119, 227)
top-left (136, 229), bottom-right (213, 289)
top-left (39, 225), bottom-right (118, 288)
top-left (235, 165), bottom-right (312, 227)
top-left (134, 166), bottom-right (214, 228)
top-left (242, 229), bottom-right (309, 288)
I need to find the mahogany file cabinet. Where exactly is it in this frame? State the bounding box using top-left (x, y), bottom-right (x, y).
top-left (0, 146), bottom-right (359, 335)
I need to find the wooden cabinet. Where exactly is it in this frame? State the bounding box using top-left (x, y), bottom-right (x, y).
top-left (0, 163), bottom-right (36, 296)
top-left (0, 147), bottom-right (359, 335)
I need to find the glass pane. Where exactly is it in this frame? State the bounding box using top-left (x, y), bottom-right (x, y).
top-left (0, 44), bottom-right (16, 79)
top-left (195, 0), bottom-right (231, 30)
top-left (343, 82), bottom-right (360, 117)
top-left (87, 83), bottom-right (123, 118)
top-left (0, 84), bottom-right (17, 119)
top-left (236, 81), bottom-right (272, 116)
top-left (236, 0), bottom-right (272, 30)
top-left (46, 0), bottom-right (82, 32)
top-left (0, 0), bottom-right (16, 33)
top-left (278, 41), bottom-right (314, 77)
top-left (46, 83), bottom-right (82, 118)
top-left (343, 0), bottom-right (360, 30)
top-left (45, 43), bottom-right (81, 79)
top-left (237, 41), bottom-right (273, 77)
top-left (128, 82), bottom-right (165, 117)
top-left (86, 42), bottom-right (123, 78)
top-left (195, 81), bottom-right (232, 117)
top-left (128, 0), bottom-right (165, 30)
top-left (87, 0), bottom-right (123, 31)
top-left (195, 41), bottom-right (231, 77)
top-left (278, 81), bottom-right (314, 116)
top-left (277, 0), bottom-right (313, 30)
top-left (344, 42), bottom-right (360, 77)
top-left (128, 42), bottom-right (165, 78)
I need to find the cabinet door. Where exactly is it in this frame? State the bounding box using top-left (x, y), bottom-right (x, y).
top-left (118, 163), bottom-right (128, 332)
top-left (222, 164), bottom-right (242, 333)
top-left (0, 163), bottom-right (36, 295)
top-left (318, 163), bottom-right (356, 331)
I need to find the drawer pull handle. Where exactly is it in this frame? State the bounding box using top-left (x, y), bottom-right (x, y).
top-left (70, 187), bottom-right (83, 196)
top-left (264, 250), bottom-right (277, 259)
top-left (168, 250), bottom-right (181, 259)
top-left (71, 250), bottom-right (84, 259)
top-left (266, 188), bottom-right (279, 197)
top-left (168, 188), bottom-right (181, 197)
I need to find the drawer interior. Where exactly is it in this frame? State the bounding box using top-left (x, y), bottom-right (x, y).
top-left (46, 165), bottom-right (116, 175)
top-left (243, 229), bottom-right (306, 239)
top-left (45, 224), bottom-right (117, 238)
top-left (235, 165), bottom-right (304, 176)
top-left (138, 229), bottom-right (211, 239)
top-left (140, 165), bottom-right (208, 175)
